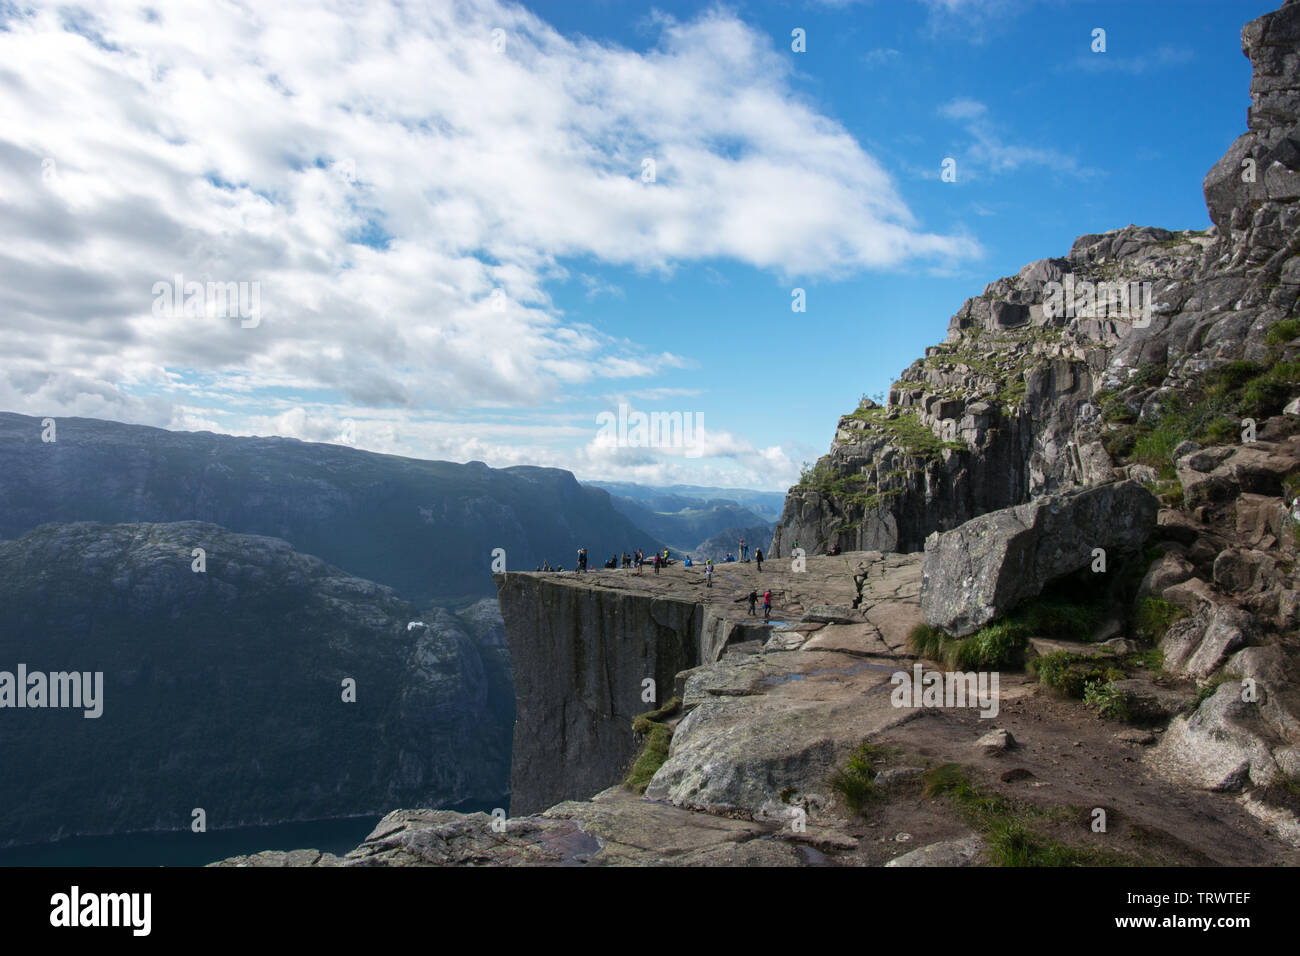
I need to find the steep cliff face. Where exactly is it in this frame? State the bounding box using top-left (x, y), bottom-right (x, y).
top-left (0, 522), bottom-right (513, 847)
top-left (774, 0), bottom-right (1300, 559)
top-left (495, 572), bottom-right (752, 815)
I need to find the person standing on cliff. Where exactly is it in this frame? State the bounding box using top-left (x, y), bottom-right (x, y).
top-left (705, 563), bottom-right (713, 588)
top-left (740, 538), bottom-right (747, 562)
top-left (653, 552), bottom-right (661, 574)
top-left (755, 548), bottom-right (763, 572)
top-left (762, 589), bottom-right (772, 621)
top-left (747, 589), bottom-right (757, 615)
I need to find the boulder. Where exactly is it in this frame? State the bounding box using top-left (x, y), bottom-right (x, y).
top-left (1212, 548), bottom-right (1278, 595)
top-left (1154, 508), bottom-right (1201, 545)
top-left (1110, 678), bottom-right (1191, 721)
top-left (921, 481), bottom-right (1158, 636)
top-left (1148, 683), bottom-right (1285, 791)
top-left (1160, 603), bottom-right (1254, 679)
top-left (1235, 493), bottom-right (1289, 547)
top-left (885, 834), bottom-right (986, 867)
top-left (974, 728), bottom-right (1017, 755)
top-left (1138, 552), bottom-right (1194, 597)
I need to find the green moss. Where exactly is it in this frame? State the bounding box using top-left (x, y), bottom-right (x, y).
top-left (1135, 597), bottom-right (1187, 643)
top-left (1266, 317), bottom-right (1300, 347)
top-left (797, 461), bottom-right (906, 511)
top-left (624, 697), bottom-right (682, 793)
top-left (848, 406), bottom-right (968, 459)
top-left (911, 593), bottom-right (1112, 673)
top-left (1147, 477), bottom-right (1183, 506)
top-left (1239, 361), bottom-right (1300, 419)
top-left (1013, 597), bottom-right (1104, 642)
top-left (994, 376), bottom-right (1028, 407)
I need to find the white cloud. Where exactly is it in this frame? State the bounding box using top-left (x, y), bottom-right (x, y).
top-left (861, 48), bottom-right (903, 67)
top-left (0, 0), bottom-right (978, 486)
top-left (1061, 45), bottom-right (1194, 75)
top-left (935, 96), bottom-right (1094, 179)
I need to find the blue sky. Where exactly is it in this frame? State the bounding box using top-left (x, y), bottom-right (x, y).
top-left (0, 0), bottom-right (1274, 489)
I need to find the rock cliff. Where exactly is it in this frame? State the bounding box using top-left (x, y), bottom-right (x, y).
top-left (219, 551), bottom-right (1300, 867)
top-left (773, 0), bottom-right (1300, 560)
top-left (496, 571), bottom-right (753, 814)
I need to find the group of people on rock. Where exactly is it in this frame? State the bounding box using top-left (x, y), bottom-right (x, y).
top-left (535, 543), bottom-right (766, 578)
top-left (530, 541), bottom-right (775, 621)
top-left (736, 588), bottom-right (772, 620)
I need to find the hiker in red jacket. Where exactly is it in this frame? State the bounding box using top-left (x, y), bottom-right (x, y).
top-left (762, 590), bottom-right (772, 621)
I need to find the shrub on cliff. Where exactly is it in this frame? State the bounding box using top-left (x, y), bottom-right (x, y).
top-left (625, 697), bottom-right (682, 793)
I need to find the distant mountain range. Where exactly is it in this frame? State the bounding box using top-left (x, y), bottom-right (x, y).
top-left (0, 410), bottom-right (675, 846)
top-left (583, 481), bottom-right (781, 556)
top-left (584, 482), bottom-right (785, 521)
top-left (0, 413), bottom-right (665, 606)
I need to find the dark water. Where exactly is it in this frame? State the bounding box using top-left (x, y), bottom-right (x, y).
top-left (0, 798), bottom-right (505, 867)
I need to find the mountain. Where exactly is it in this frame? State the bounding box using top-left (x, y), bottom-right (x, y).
top-left (584, 481), bottom-right (779, 555)
top-left (584, 482), bottom-right (785, 520)
top-left (691, 524), bottom-right (775, 562)
top-left (0, 521), bottom-right (513, 847)
top-left (773, 0), bottom-right (1300, 559)
top-left (0, 412), bottom-right (665, 605)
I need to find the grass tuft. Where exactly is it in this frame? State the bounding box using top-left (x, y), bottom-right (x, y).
top-left (920, 764), bottom-right (1133, 866)
top-left (827, 741), bottom-right (894, 814)
top-left (624, 697), bottom-right (682, 793)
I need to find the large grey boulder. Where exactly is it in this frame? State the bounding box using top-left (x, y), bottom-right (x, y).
top-left (885, 834), bottom-right (986, 867)
top-left (1148, 682), bottom-right (1286, 791)
top-left (920, 480), bottom-right (1158, 636)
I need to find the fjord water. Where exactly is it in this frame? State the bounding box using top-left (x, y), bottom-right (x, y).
top-left (0, 798), bottom-right (504, 866)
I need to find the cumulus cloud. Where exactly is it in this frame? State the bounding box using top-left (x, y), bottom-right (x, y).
top-left (935, 96), bottom-right (1094, 179)
top-left (0, 0), bottom-right (976, 486)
